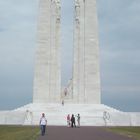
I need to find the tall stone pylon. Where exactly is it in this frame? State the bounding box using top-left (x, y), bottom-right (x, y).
top-left (72, 0), bottom-right (101, 104)
top-left (33, 0), bottom-right (61, 103)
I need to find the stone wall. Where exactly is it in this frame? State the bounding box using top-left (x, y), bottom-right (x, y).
top-left (0, 111), bottom-right (25, 125)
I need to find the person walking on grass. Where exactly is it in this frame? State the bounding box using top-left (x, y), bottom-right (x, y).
top-left (39, 113), bottom-right (47, 136)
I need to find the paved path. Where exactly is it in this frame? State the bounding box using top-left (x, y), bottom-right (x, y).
top-left (38, 126), bottom-right (135, 140)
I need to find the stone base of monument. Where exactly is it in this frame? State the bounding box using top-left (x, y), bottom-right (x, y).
top-left (0, 103), bottom-right (140, 126)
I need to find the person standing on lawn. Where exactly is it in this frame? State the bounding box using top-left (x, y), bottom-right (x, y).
top-left (39, 113), bottom-right (47, 136)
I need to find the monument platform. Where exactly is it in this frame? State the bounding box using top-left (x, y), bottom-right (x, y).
top-left (0, 103), bottom-right (140, 126)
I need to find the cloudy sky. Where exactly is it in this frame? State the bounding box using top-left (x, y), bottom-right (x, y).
top-left (0, 0), bottom-right (140, 112)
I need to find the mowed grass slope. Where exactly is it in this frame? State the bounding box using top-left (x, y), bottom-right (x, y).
top-left (107, 127), bottom-right (140, 140)
top-left (0, 125), bottom-right (40, 140)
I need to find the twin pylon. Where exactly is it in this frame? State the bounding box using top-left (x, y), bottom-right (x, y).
top-left (33, 0), bottom-right (101, 104)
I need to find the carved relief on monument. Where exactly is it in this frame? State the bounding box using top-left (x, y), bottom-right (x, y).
top-left (61, 79), bottom-right (73, 100)
top-left (55, 0), bottom-right (61, 23)
top-left (75, 0), bottom-right (80, 25)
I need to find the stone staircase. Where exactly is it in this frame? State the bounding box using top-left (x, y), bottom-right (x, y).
top-left (14, 103), bottom-right (121, 126)
top-left (1, 103), bottom-right (140, 126)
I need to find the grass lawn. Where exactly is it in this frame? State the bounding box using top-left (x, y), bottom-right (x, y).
top-left (0, 125), bottom-right (40, 140)
top-left (106, 127), bottom-right (140, 140)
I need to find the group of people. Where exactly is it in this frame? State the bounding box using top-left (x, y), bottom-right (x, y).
top-left (67, 114), bottom-right (80, 128)
top-left (39, 113), bottom-right (81, 136)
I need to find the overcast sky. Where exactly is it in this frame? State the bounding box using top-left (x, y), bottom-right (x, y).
top-left (0, 0), bottom-right (140, 112)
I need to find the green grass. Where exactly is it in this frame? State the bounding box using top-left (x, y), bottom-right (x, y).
top-left (106, 127), bottom-right (140, 140)
top-left (0, 125), bottom-right (40, 140)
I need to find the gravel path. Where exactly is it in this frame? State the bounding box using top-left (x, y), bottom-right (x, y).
top-left (38, 126), bottom-right (135, 140)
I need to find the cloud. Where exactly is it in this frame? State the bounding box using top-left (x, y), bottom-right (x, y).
top-left (97, 0), bottom-right (140, 111)
top-left (0, 0), bottom-right (38, 66)
top-left (0, 0), bottom-right (38, 109)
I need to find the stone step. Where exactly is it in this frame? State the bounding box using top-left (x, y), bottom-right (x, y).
top-left (2, 103), bottom-right (139, 126)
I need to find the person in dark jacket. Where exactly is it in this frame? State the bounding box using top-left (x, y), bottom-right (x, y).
top-left (71, 114), bottom-right (76, 127)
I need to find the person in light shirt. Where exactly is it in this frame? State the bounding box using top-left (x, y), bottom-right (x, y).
top-left (67, 114), bottom-right (71, 127)
top-left (77, 114), bottom-right (80, 127)
top-left (39, 113), bottom-right (47, 136)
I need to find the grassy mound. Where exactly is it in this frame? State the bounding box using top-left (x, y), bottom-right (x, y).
top-left (0, 125), bottom-right (40, 140)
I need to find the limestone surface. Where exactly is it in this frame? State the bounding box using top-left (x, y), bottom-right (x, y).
top-left (0, 103), bottom-right (140, 126)
top-left (33, 0), bottom-right (61, 103)
top-left (72, 0), bottom-right (101, 104)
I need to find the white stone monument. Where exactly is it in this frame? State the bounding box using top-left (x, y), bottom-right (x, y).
top-left (33, 0), bottom-right (61, 103)
top-left (72, 0), bottom-right (101, 104)
top-left (0, 0), bottom-right (140, 126)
